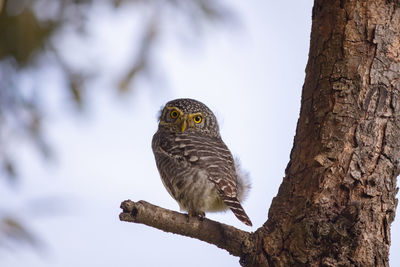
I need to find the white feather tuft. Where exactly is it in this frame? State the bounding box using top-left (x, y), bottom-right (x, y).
top-left (234, 157), bottom-right (251, 203)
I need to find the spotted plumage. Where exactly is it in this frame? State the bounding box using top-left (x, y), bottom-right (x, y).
top-left (152, 98), bottom-right (252, 226)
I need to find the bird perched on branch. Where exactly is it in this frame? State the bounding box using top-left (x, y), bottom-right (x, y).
top-left (152, 98), bottom-right (252, 226)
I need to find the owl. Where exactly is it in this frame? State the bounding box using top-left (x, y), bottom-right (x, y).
top-left (152, 98), bottom-right (252, 226)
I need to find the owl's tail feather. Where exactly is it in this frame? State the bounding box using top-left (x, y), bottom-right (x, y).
top-left (222, 196), bottom-right (253, 226)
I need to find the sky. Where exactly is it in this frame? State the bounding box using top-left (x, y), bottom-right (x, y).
top-left (1, 0), bottom-right (399, 266)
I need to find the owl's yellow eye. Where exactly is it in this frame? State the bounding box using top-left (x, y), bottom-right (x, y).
top-left (193, 115), bottom-right (202, 124)
top-left (170, 110), bottom-right (179, 119)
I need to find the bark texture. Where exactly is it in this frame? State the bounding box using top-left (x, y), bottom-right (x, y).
top-left (120, 200), bottom-right (254, 257)
top-left (120, 1), bottom-right (400, 266)
top-left (255, 0), bottom-right (400, 266)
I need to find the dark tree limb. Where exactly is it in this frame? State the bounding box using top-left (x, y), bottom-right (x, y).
top-left (119, 200), bottom-right (255, 258)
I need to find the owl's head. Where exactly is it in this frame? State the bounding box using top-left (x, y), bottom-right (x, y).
top-left (157, 98), bottom-right (220, 137)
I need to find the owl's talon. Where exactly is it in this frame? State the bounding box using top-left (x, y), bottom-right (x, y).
top-left (187, 211), bottom-right (205, 223)
top-left (198, 212), bottom-right (205, 221)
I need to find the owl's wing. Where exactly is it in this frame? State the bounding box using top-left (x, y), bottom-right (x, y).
top-left (152, 138), bottom-right (190, 202)
top-left (205, 158), bottom-right (253, 226)
top-left (160, 133), bottom-right (252, 226)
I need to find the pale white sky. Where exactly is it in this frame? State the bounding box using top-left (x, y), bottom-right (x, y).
top-left (1, 1), bottom-right (399, 266)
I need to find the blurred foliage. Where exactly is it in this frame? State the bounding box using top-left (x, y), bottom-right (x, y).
top-left (0, 0), bottom-right (234, 252)
top-left (0, 217), bottom-right (43, 251)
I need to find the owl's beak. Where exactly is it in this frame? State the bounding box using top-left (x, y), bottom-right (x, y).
top-left (180, 116), bottom-right (188, 132)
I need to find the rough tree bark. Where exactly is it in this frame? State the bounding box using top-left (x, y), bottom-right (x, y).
top-left (120, 0), bottom-right (400, 266)
top-left (258, 0), bottom-right (400, 265)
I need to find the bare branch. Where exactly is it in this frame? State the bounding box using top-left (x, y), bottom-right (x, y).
top-left (119, 200), bottom-right (253, 257)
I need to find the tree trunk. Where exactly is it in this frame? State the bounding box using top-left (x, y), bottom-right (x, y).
top-left (120, 1), bottom-right (400, 266)
top-left (247, 0), bottom-right (400, 266)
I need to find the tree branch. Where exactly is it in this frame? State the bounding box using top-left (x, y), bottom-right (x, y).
top-left (119, 200), bottom-right (253, 257)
